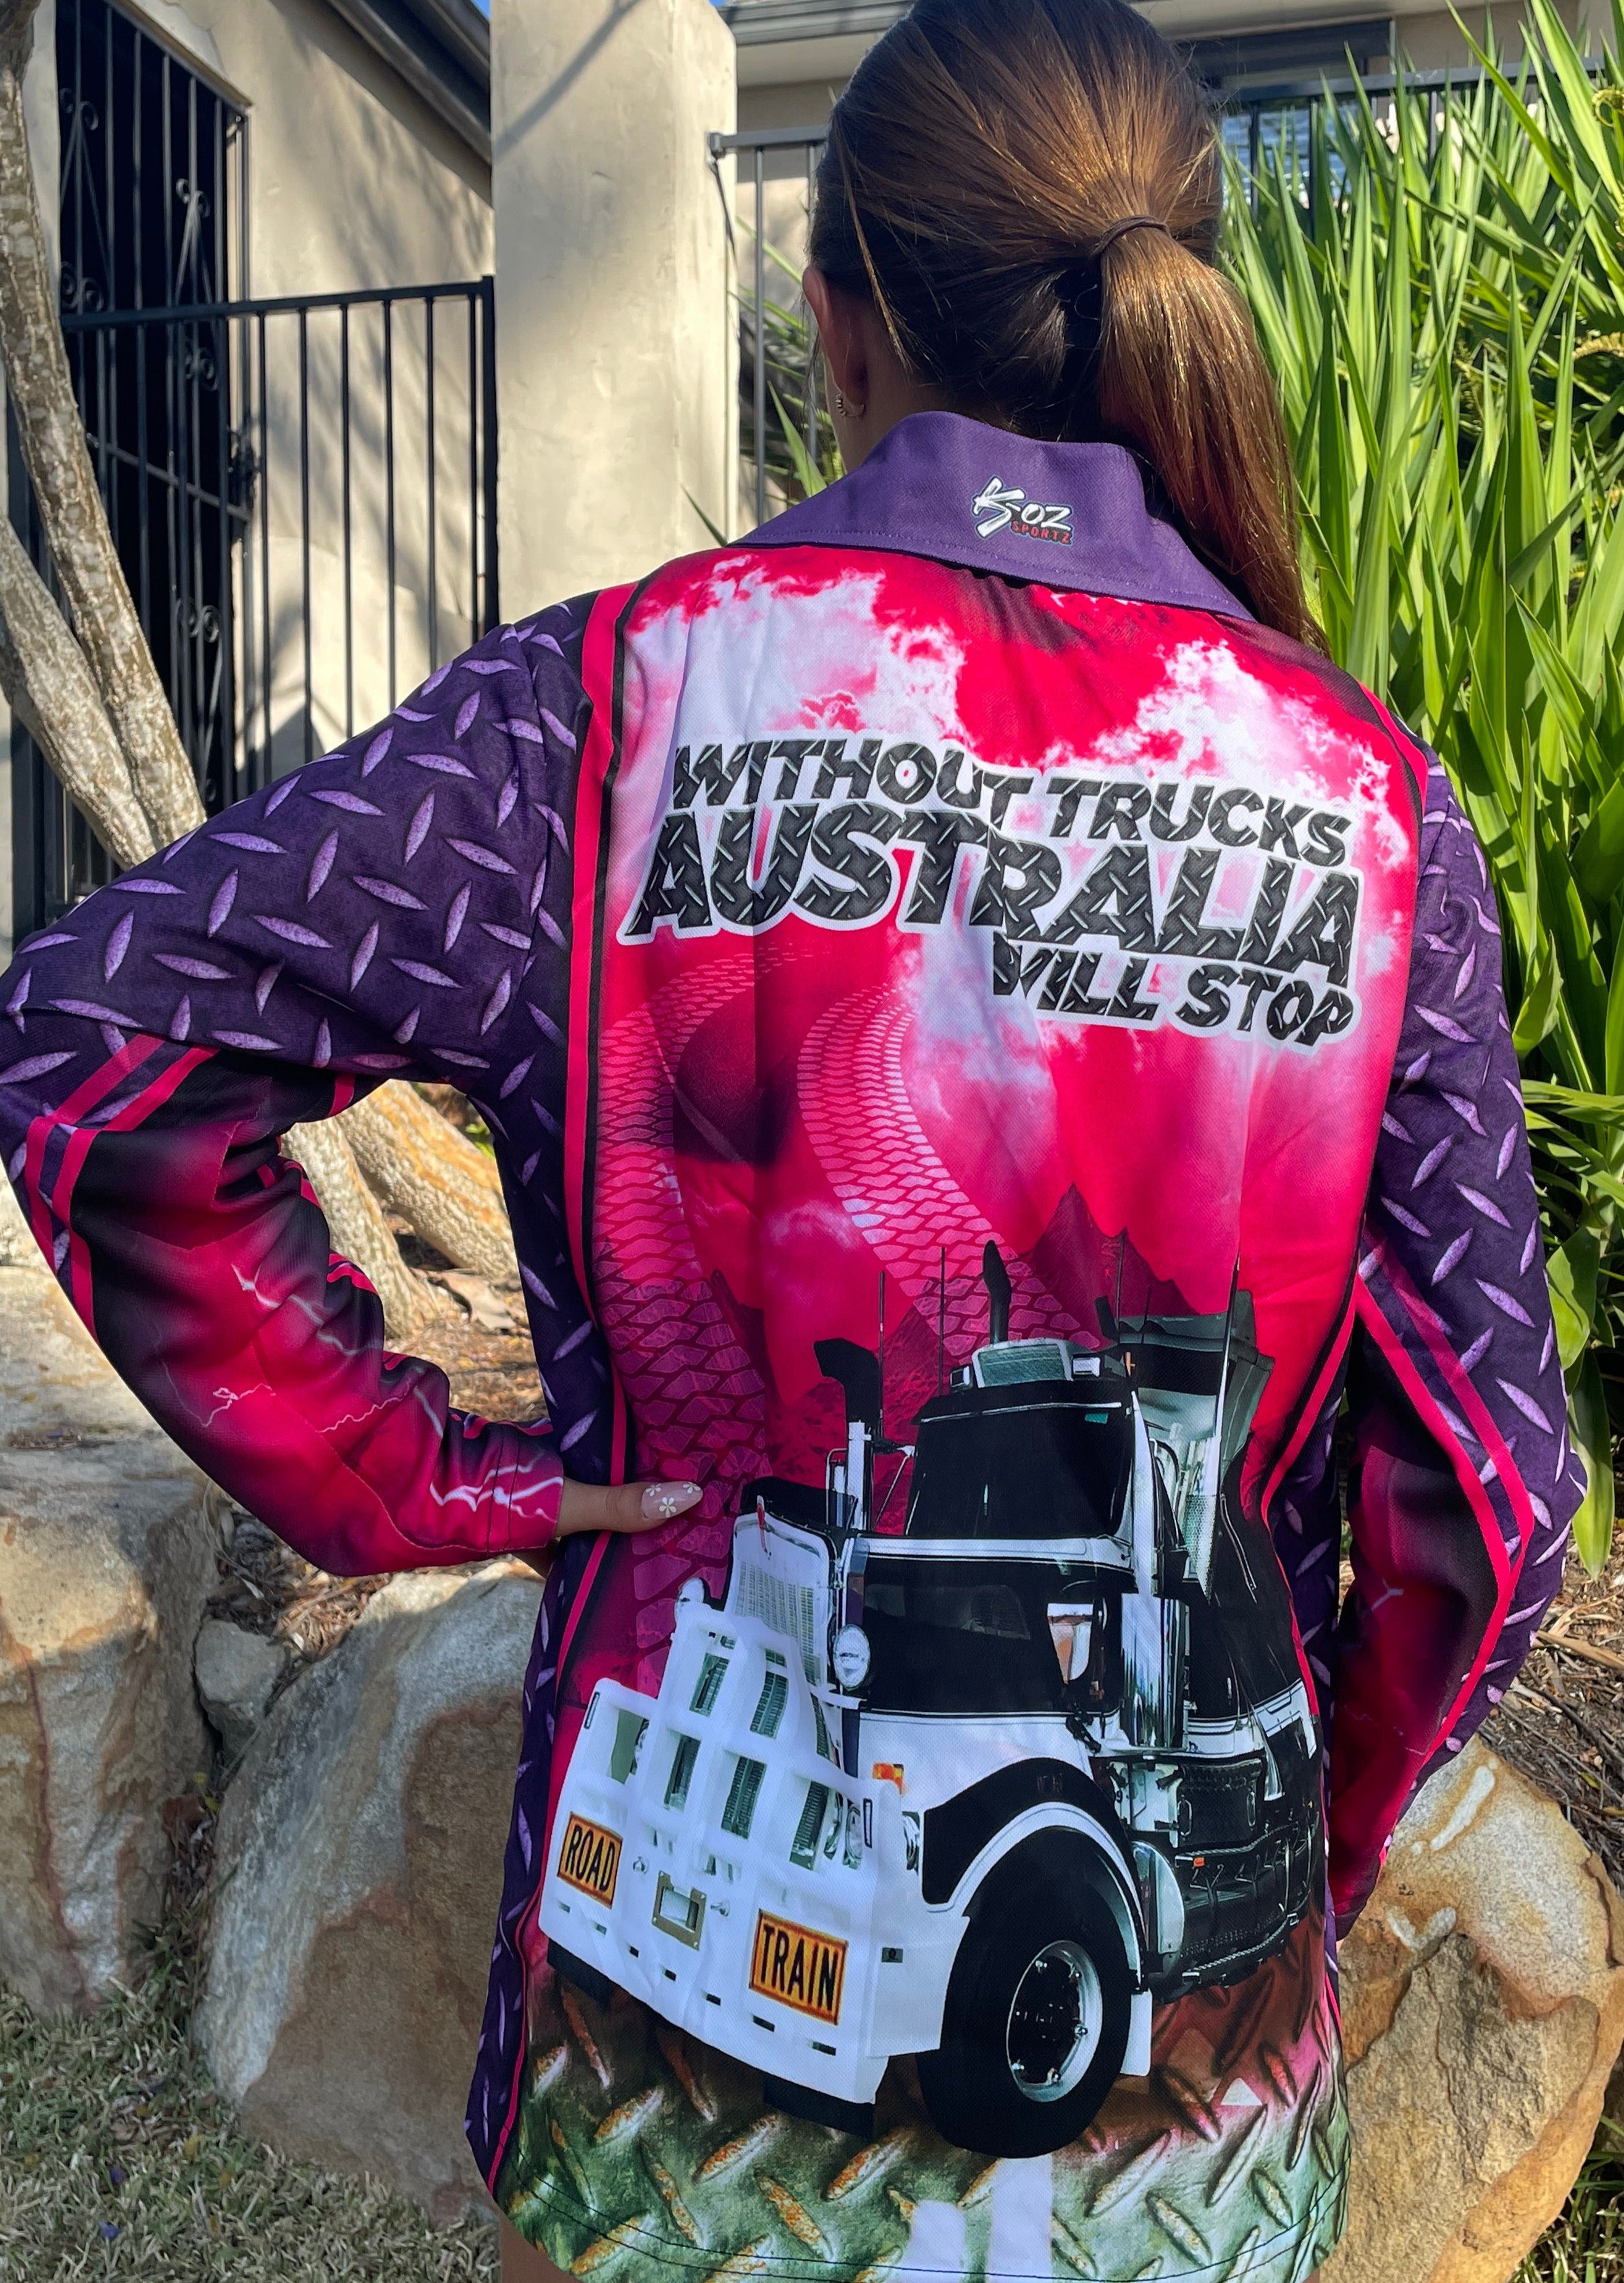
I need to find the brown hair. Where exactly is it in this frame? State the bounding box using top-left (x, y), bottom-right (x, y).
top-left (809, 0), bottom-right (1316, 645)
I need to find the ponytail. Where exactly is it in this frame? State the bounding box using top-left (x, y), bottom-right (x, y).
top-left (1093, 227), bottom-right (1311, 642)
top-left (810, 0), bottom-right (1316, 647)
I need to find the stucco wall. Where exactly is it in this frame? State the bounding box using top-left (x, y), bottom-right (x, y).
top-left (492, 0), bottom-right (737, 606)
top-left (738, 76), bottom-right (840, 134)
top-left (116, 0), bottom-right (491, 297)
top-left (115, 0), bottom-right (495, 775)
top-left (1396, 0), bottom-right (1586, 62)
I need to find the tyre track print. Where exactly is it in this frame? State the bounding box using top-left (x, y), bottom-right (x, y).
top-left (592, 964), bottom-right (771, 1684)
top-left (798, 985), bottom-right (1081, 1351)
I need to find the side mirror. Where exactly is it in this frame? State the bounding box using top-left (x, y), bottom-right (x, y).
top-left (1048, 1600), bottom-right (1100, 1689)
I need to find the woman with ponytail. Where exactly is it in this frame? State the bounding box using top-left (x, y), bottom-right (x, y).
top-left (0, 3), bottom-right (1576, 2277)
top-left (805, 0), bottom-right (1310, 641)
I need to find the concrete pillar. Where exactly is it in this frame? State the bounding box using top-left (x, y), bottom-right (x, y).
top-left (491, 0), bottom-right (737, 612)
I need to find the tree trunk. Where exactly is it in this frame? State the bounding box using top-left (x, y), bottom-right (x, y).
top-left (284, 1120), bottom-right (453, 1341)
top-left (340, 1087), bottom-right (520, 1286)
top-left (0, 515), bottom-right (156, 870)
top-left (0, 0), bottom-right (202, 848)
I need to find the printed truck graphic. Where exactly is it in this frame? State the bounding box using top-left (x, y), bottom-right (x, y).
top-left (541, 1248), bottom-right (1320, 2158)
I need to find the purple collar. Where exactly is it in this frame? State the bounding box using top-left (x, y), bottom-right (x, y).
top-left (751, 411), bottom-right (1252, 620)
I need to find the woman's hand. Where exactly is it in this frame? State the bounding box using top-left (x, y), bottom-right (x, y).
top-left (554, 1477), bottom-right (704, 1539)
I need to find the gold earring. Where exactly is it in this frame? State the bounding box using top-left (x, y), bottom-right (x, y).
top-left (836, 387), bottom-right (865, 420)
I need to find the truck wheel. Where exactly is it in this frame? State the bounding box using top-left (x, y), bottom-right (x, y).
top-left (918, 1852), bottom-right (1133, 2157)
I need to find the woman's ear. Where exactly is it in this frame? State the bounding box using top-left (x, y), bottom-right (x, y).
top-left (804, 261), bottom-right (938, 468)
top-left (804, 265), bottom-right (868, 411)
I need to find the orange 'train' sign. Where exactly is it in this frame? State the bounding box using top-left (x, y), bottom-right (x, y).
top-left (557, 1813), bottom-right (621, 1906)
top-left (750, 1912), bottom-right (847, 2025)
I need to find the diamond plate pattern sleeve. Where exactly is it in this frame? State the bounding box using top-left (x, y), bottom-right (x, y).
top-left (0, 609), bottom-right (595, 1576)
top-left (1329, 756), bottom-right (1584, 1922)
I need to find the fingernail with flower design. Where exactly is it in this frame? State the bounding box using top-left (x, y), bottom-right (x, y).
top-left (641, 1482), bottom-right (703, 1521)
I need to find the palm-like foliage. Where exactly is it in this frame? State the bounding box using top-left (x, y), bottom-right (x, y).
top-left (739, 241), bottom-right (841, 508)
top-left (732, 18), bottom-right (1624, 1564)
top-left (1225, 0), bottom-right (1624, 1568)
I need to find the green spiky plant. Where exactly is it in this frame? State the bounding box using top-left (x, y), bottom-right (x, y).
top-left (1515, 2121), bottom-right (1623, 2277)
top-left (740, 239), bottom-right (841, 507)
top-left (690, 243), bottom-right (836, 548)
top-left (733, 13), bottom-right (1624, 1569)
top-left (1223, 0), bottom-right (1624, 1570)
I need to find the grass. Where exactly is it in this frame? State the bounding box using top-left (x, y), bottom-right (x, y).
top-left (0, 1916), bottom-right (498, 2282)
top-left (1518, 2126), bottom-right (1624, 2280)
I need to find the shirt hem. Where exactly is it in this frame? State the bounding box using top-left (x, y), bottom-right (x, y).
top-left (501, 2163), bottom-right (1346, 2282)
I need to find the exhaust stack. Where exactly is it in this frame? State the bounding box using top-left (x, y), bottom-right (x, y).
top-left (982, 1241), bottom-right (1012, 1347)
top-left (816, 1337), bottom-right (880, 1535)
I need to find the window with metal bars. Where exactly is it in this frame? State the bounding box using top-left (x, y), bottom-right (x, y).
top-left (10, 0), bottom-right (245, 934)
top-left (10, 0), bottom-right (499, 947)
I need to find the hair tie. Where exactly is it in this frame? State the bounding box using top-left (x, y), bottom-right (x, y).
top-left (1093, 215), bottom-right (1172, 260)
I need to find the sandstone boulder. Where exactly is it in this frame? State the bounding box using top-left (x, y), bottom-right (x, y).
top-left (0, 1253), bottom-right (226, 2011)
top-left (196, 1563), bottom-right (543, 2223)
top-left (1327, 1738), bottom-right (1624, 2283)
top-left (194, 1616), bottom-right (290, 1760)
top-left (0, 1172), bottom-right (35, 1264)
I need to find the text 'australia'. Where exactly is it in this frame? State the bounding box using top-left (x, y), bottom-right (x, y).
top-left (621, 737), bottom-right (1364, 1048)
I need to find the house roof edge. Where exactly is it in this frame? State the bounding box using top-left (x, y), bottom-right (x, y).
top-left (323, 0), bottom-right (491, 167)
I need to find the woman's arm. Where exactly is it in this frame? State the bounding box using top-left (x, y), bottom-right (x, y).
top-left (0, 608), bottom-right (663, 1573)
top-left (1328, 757), bottom-right (1583, 1922)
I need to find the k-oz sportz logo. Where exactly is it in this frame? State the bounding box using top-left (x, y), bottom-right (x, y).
top-left (972, 476), bottom-right (1074, 545)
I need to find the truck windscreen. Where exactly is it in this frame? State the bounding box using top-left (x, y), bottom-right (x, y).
top-left (905, 1396), bottom-right (1130, 1540)
top-left (860, 1560), bottom-right (1078, 1717)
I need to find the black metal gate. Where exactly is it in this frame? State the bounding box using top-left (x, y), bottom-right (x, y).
top-left (10, 0), bottom-right (500, 939)
top-left (10, 0), bottom-right (245, 932)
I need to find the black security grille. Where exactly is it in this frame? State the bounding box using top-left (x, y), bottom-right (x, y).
top-left (60, 282), bottom-right (500, 778)
top-left (10, 0), bottom-right (245, 930)
top-left (57, 0), bottom-right (238, 319)
top-left (12, 0), bottom-right (500, 940)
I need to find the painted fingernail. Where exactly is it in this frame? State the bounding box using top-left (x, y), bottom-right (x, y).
top-left (642, 1482), bottom-right (703, 1521)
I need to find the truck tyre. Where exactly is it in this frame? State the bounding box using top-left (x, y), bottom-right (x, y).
top-left (918, 1846), bottom-right (1133, 2157)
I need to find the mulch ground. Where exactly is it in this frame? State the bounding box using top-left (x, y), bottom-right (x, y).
top-left (1486, 1538), bottom-right (1624, 2282)
top-left (1484, 1537), bottom-right (1624, 1900)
